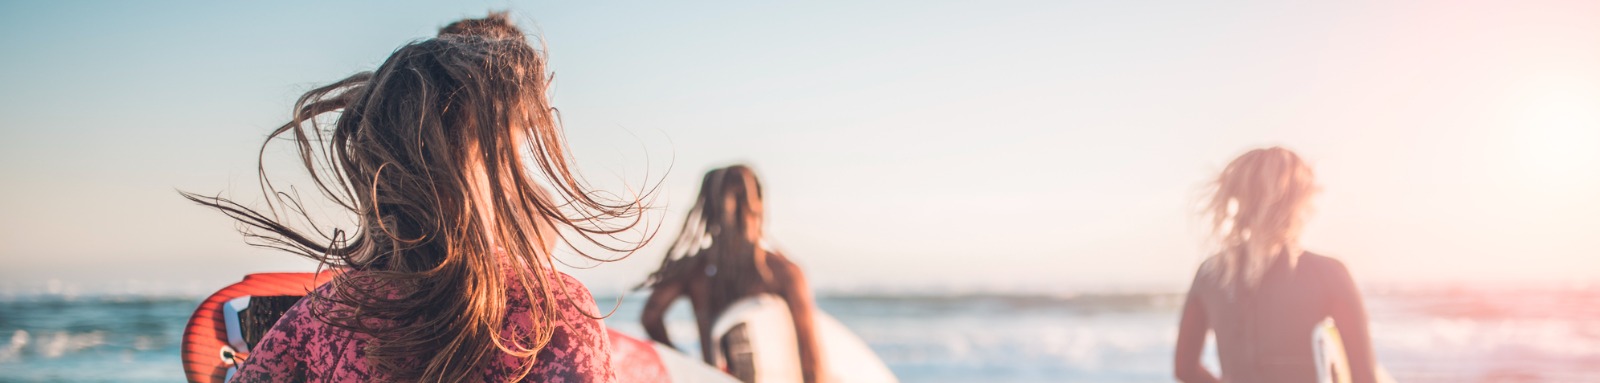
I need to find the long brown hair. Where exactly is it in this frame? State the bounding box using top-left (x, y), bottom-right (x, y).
top-left (183, 13), bottom-right (646, 382)
top-left (642, 165), bottom-right (775, 312)
top-left (1202, 146), bottom-right (1317, 293)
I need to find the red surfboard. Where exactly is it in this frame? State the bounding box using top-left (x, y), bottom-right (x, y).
top-left (180, 272), bottom-right (337, 383)
top-left (181, 272), bottom-right (735, 383)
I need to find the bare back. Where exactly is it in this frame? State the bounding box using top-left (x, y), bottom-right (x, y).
top-left (641, 252), bottom-right (822, 383)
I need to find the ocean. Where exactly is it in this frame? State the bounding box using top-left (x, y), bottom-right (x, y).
top-left (1, 288), bottom-right (1597, 382)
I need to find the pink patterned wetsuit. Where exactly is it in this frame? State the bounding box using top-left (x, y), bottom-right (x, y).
top-left (230, 271), bottom-right (616, 382)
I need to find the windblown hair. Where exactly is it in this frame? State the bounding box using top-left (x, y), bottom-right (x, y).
top-left (1203, 146), bottom-right (1317, 293)
top-left (641, 165), bottom-right (775, 312)
top-left (183, 13), bottom-right (646, 382)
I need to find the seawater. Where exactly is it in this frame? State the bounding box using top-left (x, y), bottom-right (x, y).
top-left (1, 289), bottom-right (1597, 382)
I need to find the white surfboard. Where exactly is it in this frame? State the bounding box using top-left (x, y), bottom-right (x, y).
top-left (1314, 319), bottom-right (1398, 383)
top-left (654, 342), bottom-right (742, 383)
top-left (709, 294), bottom-right (898, 383)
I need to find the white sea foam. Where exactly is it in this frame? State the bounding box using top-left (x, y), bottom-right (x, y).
top-left (0, 330), bottom-right (111, 362)
top-left (0, 289), bottom-right (1595, 382)
top-left (0, 330), bottom-right (28, 362)
top-left (39, 331), bottom-right (105, 359)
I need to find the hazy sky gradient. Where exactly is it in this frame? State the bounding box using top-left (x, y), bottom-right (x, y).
top-left (2, 1), bottom-right (1597, 294)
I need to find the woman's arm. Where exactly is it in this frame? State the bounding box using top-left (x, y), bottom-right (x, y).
top-left (641, 278), bottom-right (684, 349)
top-left (228, 300), bottom-right (310, 382)
top-left (1327, 261), bottom-right (1377, 383)
top-left (1174, 271), bottom-right (1219, 383)
top-left (772, 256), bottom-right (825, 383)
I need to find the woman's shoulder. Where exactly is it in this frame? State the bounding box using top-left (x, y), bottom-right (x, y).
top-left (493, 269), bottom-right (615, 381)
top-left (1195, 253), bottom-right (1226, 280)
top-left (500, 270), bottom-right (606, 347)
top-left (765, 250), bottom-right (795, 266)
top-left (1296, 251), bottom-right (1350, 274)
top-left (552, 270), bottom-right (599, 304)
top-left (503, 269), bottom-right (596, 303)
top-left (763, 251), bottom-right (807, 282)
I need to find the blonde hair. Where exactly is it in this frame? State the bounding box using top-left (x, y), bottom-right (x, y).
top-left (1203, 146), bottom-right (1317, 292)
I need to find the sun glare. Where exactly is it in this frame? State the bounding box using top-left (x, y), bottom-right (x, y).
top-left (1508, 75), bottom-right (1600, 188)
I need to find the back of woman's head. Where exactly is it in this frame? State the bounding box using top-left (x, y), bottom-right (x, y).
top-left (1203, 146), bottom-right (1317, 292)
top-left (186, 12), bottom-right (645, 382)
top-left (439, 11), bottom-right (524, 40)
top-left (697, 165), bottom-right (765, 242)
top-left (642, 165), bottom-right (771, 308)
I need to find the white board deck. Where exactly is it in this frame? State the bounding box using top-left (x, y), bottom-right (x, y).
top-left (655, 342), bottom-right (742, 383)
top-left (1314, 319), bottom-right (1399, 383)
top-left (710, 294), bottom-right (898, 383)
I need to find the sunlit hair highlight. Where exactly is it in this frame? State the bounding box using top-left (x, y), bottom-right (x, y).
top-left (182, 12), bottom-right (648, 382)
top-left (1203, 146), bottom-right (1317, 293)
top-left (640, 165), bottom-right (774, 311)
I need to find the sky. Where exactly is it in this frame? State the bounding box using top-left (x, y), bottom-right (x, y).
top-left (1, 1), bottom-right (1597, 295)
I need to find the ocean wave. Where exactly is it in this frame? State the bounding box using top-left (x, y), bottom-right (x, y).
top-left (0, 330), bottom-right (108, 362)
top-left (0, 330), bottom-right (26, 362)
top-left (2, 288), bottom-right (1598, 382)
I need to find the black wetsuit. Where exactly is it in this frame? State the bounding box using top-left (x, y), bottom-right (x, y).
top-left (1175, 252), bottom-right (1377, 383)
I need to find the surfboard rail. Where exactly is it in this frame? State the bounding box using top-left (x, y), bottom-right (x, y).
top-left (181, 272), bottom-right (337, 383)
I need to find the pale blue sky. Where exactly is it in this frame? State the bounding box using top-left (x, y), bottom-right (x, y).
top-left (2, 1), bottom-right (1598, 295)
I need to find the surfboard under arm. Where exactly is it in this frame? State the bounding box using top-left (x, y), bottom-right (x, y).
top-left (1314, 319), bottom-right (1399, 383)
top-left (710, 294), bottom-right (899, 383)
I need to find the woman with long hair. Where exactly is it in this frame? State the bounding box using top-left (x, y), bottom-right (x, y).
top-left (185, 13), bottom-right (645, 382)
top-left (1174, 147), bottom-right (1377, 383)
top-left (638, 165), bottom-right (825, 383)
